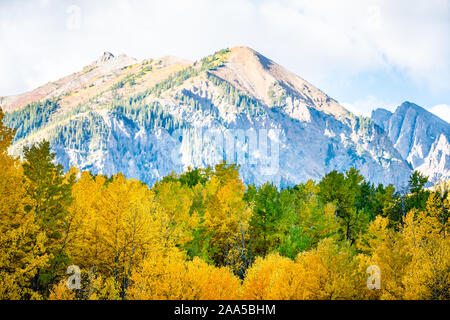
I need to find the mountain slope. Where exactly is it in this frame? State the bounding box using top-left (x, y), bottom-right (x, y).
top-left (2, 47), bottom-right (413, 187)
top-left (209, 46), bottom-right (349, 118)
top-left (0, 52), bottom-right (136, 112)
top-left (372, 102), bottom-right (450, 183)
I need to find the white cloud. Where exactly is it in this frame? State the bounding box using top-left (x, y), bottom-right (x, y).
top-left (0, 0), bottom-right (449, 105)
top-left (428, 104), bottom-right (450, 123)
top-left (257, 0), bottom-right (450, 88)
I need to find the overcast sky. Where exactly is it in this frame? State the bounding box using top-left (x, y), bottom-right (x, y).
top-left (1, 0), bottom-right (449, 121)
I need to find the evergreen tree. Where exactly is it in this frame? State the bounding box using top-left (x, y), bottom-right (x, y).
top-left (22, 140), bottom-right (75, 293)
top-left (407, 170), bottom-right (430, 211)
top-left (248, 183), bottom-right (283, 256)
top-left (318, 168), bottom-right (368, 243)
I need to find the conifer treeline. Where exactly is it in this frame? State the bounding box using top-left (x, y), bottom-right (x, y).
top-left (0, 109), bottom-right (449, 300)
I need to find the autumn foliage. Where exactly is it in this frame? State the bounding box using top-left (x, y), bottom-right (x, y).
top-left (0, 109), bottom-right (449, 300)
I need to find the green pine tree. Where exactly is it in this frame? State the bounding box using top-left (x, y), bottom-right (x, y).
top-left (22, 140), bottom-right (75, 294)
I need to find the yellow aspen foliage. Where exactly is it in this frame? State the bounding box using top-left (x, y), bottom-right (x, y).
top-left (74, 269), bottom-right (120, 300)
top-left (154, 181), bottom-right (199, 247)
top-left (185, 257), bottom-right (241, 300)
top-left (403, 209), bottom-right (440, 249)
top-left (0, 110), bottom-right (49, 299)
top-left (294, 238), bottom-right (363, 299)
top-left (242, 253), bottom-right (300, 300)
top-left (203, 174), bottom-right (252, 268)
top-left (66, 171), bottom-right (106, 268)
top-left (68, 173), bottom-right (160, 295)
top-left (48, 280), bottom-right (76, 300)
top-left (129, 250), bottom-right (242, 300)
top-left (0, 162), bottom-right (49, 299)
top-left (96, 174), bottom-right (151, 278)
top-left (357, 216), bottom-right (411, 299)
top-left (127, 247), bottom-right (189, 299)
top-left (94, 276), bottom-right (121, 300)
top-left (264, 259), bottom-right (303, 300)
top-left (402, 208), bottom-right (450, 299)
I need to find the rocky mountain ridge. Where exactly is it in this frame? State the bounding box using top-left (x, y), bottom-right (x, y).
top-left (1, 46), bottom-right (447, 187)
top-left (372, 101), bottom-right (449, 184)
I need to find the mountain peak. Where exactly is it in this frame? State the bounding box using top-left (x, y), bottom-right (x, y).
top-left (371, 108), bottom-right (393, 126)
top-left (92, 52), bottom-right (117, 66)
top-left (229, 46), bottom-right (274, 72)
top-left (399, 101), bottom-right (424, 112)
top-left (229, 46), bottom-right (258, 56)
top-left (400, 100), bottom-right (415, 106)
top-left (210, 46), bottom-right (348, 117)
top-left (372, 100), bottom-right (450, 183)
top-left (97, 51), bottom-right (115, 63)
top-left (396, 101), bottom-right (448, 125)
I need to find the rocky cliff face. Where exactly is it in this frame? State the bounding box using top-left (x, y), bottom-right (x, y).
top-left (2, 47), bottom-right (420, 187)
top-left (372, 102), bottom-right (450, 184)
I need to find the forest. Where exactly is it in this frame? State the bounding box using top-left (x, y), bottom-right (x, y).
top-left (0, 108), bottom-right (449, 300)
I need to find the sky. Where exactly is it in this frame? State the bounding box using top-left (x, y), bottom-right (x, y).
top-left (0, 0), bottom-right (449, 122)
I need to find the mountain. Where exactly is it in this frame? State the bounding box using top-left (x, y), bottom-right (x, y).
top-left (1, 47), bottom-right (415, 187)
top-left (0, 52), bottom-right (138, 112)
top-left (372, 102), bottom-right (450, 184)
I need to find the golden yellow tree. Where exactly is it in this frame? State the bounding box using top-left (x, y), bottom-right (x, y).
top-left (48, 280), bottom-right (76, 300)
top-left (294, 238), bottom-right (363, 299)
top-left (402, 202), bottom-right (450, 300)
top-left (202, 169), bottom-right (252, 275)
top-left (127, 247), bottom-right (189, 300)
top-left (185, 257), bottom-right (241, 299)
top-left (67, 173), bottom-right (159, 298)
top-left (154, 181), bottom-right (199, 247)
top-left (357, 216), bottom-right (412, 299)
top-left (66, 171), bottom-right (106, 269)
top-left (0, 109), bottom-right (49, 299)
top-left (242, 253), bottom-right (300, 299)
